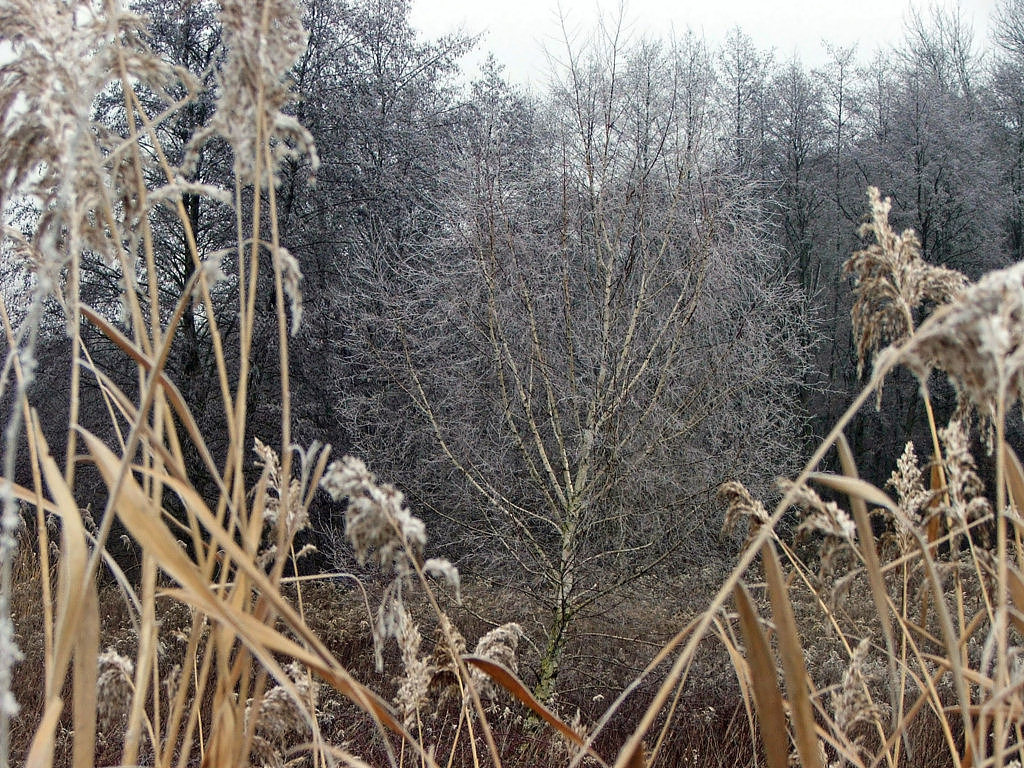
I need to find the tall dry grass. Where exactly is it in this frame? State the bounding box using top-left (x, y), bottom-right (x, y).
top-left (634, 188), bottom-right (1024, 768)
top-left (2, 2), bottom-right (1024, 767)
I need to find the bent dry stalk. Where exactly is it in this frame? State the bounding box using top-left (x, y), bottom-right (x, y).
top-left (707, 189), bottom-right (1024, 768)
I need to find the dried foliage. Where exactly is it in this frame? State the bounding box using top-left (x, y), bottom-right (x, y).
top-left (699, 191), bottom-right (1024, 768)
top-left (846, 187), bottom-right (968, 376)
top-left (0, 2), bottom-right (406, 766)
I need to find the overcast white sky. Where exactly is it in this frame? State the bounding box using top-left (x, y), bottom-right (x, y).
top-left (409, 0), bottom-right (999, 86)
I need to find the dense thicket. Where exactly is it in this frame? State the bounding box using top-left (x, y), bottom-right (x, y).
top-left (7, 0), bottom-right (1024, 699)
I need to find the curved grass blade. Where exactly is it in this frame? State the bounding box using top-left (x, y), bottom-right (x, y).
top-left (762, 540), bottom-right (824, 768)
top-left (733, 582), bottom-right (790, 768)
top-left (464, 655), bottom-right (609, 766)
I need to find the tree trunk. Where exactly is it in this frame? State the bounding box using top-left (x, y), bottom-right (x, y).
top-left (535, 601), bottom-right (572, 703)
top-left (535, 527), bottom-right (576, 702)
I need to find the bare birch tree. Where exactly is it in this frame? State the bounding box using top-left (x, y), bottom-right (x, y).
top-left (346, 26), bottom-right (812, 699)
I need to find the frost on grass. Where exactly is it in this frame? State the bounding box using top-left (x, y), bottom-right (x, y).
top-left (252, 438), bottom-right (325, 569)
top-left (778, 478), bottom-right (856, 577)
top-left (849, 189), bottom-right (1024, 427)
top-left (937, 415), bottom-right (992, 531)
top-left (845, 186), bottom-right (967, 377)
top-left (254, 437), bottom-right (309, 541)
top-left (189, 0), bottom-right (319, 188)
top-left (320, 457), bottom-right (482, 726)
top-left (884, 441), bottom-right (933, 551)
top-left (0, 0), bottom-right (183, 275)
top-left (715, 188), bottom-right (1024, 768)
top-left (320, 456), bottom-right (461, 671)
top-left (181, 0), bottom-right (315, 335)
top-left (393, 606), bottom-right (431, 728)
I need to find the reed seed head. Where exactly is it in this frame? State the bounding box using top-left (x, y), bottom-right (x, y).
top-left (845, 187), bottom-right (967, 377)
top-left (470, 623), bottom-right (524, 699)
top-left (719, 481), bottom-right (770, 546)
top-left (254, 437), bottom-right (309, 541)
top-left (393, 606), bottom-right (432, 728)
top-left (884, 441), bottom-right (933, 550)
top-left (320, 455), bottom-right (426, 573)
top-left (779, 479), bottom-right (856, 543)
top-left (245, 661), bottom-right (318, 743)
top-left (210, 0), bottom-right (317, 186)
top-left (96, 648), bottom-right (134, 730)
top-left (832, 639), bottom-right (881, 741)
top-left (893, 261), bottom-right (1024, 423)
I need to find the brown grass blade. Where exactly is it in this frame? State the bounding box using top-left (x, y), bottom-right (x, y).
top-left (927, 462), bottom-right (944, 555)
top-left (80, 430), bottom-right (213, 597)
top-left (37, 424), bottom-right (88, 698)
top-left (732, 583), bottom-right (790, 768)
top-left (954, 702), bottom-right (1024, 720)
top-left (4, 481), bottom-right (57, 513)
top-left (463, 656), bottom-right (607, 765)
top-left (762, 539), bottom-right (824, 768)
top-left (1001, 441), bottom-right (1024, 517)
top-left (5, 476), bottom-right (142, 617)
top-left (712, 620), bottom-right (758, 767)
top-left (33, 417), bottom-right (99, 768)
top-left (1001, 442), bottom-right (1024, 560)
top-left (920, 654), bottom-right (994, 690)
top-left (1003, 564), bottom-right (1024, 637)
top-left (161, 586), bottom-right (409, 738)
top-left (246, 470), bottom-right (270, 558)
top-left (572, 616), bottom-right (700, 768)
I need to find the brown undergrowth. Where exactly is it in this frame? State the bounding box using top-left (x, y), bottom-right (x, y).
top-left (10, 543), bottom-right (748, 767)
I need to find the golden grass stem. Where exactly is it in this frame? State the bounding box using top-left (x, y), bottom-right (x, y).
top-left (445, 705), bottom-right (467, 768)
top-left (122, 553), bottom-right (157, 766)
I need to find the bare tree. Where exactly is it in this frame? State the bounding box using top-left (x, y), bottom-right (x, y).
top-left (351, 28), bottom-right (812, 699)
top-left (278, 0), bottom-right (474, 449)
top-left (854, 6), bottom-right (1002, 276)
top-left (717, 26), bottom-right (774, 180)
top-left (768, 58), bottom-right (829, 297)
top-left (991, 0), bottom-right (1024, 262)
